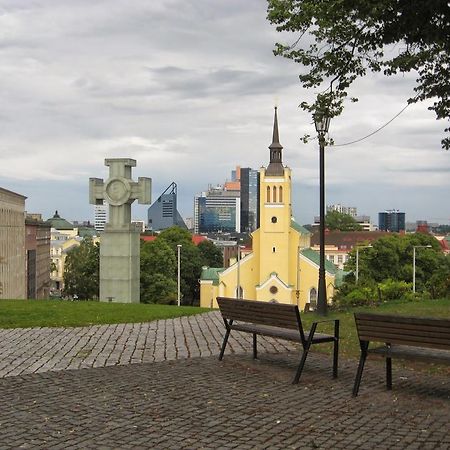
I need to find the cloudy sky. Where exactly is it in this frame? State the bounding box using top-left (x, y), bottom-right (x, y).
top-left (1, 0), bottom-right (449, 226)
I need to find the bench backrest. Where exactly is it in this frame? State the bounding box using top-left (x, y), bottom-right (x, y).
top-left (354, 313), bottom-right (450, 351)
top-left (217, 296), bottom-right (303, 334)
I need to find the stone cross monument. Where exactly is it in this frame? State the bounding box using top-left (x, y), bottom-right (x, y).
top-left (89, 158), bottom-right (151, 303)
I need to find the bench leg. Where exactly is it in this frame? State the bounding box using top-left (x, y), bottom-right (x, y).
top-left (352, 341), bottom-right (369, 397)
top-left (219, 328), bottom-right (231, 361)
top-left (333, 320), bottom-right (339, 378)
top-left (253, 333), bottom-right (257, 359)
top-left (292, 323), bottom-right (317, 384)
top-left (386, 357), bottom-right (392, 390)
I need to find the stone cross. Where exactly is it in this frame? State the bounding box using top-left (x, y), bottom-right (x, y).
top-left (89, 158), bottom-right (151, 303)
top-left (89, 158), bottom-right (151, 230)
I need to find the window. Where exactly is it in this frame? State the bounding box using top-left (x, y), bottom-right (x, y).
top-left (271, 216), bottom-right (277, 223)
top-left (272, 247), bottom-right (276, 253)
top-left (273, 186), bottom-right (277, 202)
top-left (270, 286), bottom-right (278, 294)
top-left (266, 186), bottom-right (271, 202)
top-left (279, 186), bottom-right (283, 202)
top-left (309, 288), bottom-right (317, 309)
top-left (337, 255), bottom-right (343, 264)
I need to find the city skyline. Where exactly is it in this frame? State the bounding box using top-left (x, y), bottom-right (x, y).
top-left (0, 1), bottom-right (449, 226)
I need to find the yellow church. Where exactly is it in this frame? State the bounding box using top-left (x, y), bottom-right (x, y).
top-left (199, 108), bottom-right (339, 311)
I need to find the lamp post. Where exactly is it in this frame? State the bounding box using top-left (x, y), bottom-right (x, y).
top-left (236, 244), bottom-right (244, 298)
top-left (177, 244), bottom-right (182, 306)
top-left (413, 245), bottom-right (432, 293)
top-left (355, 245), bottom-right (372, 283)
top-left (314, 111), bottom-right (331, 316)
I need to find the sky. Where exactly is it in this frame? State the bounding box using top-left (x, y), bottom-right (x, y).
top-left (1, 0), bottom-right (449, 226)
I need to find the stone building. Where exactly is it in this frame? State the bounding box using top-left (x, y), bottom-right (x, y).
top-left (0, 187), bottom-right (27, 299)
top-left (25, 215), bottom-right (51, 299)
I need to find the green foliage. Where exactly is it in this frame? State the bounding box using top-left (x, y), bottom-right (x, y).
top-left (198, 240), bottom-right (223, 268)
top-left (63, 238), bottom-right (100, 300)
top-left (337, 233), bottom-right (450, 306)
top-left (267, 0), bottom-right (450, 149)
top-left (325, 210), bottom-right (362, 231)
top-left (140, 239), bottom-right (177, 304)
top-left (141, 273), bottom-right (178, 305)
top-left (158, 226), bottom-right (204, 304)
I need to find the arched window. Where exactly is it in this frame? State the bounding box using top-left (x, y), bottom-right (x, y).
top-left (266, 186), bottom-right (271, 202)
top-left (273, 186), bottom-right (277, 203)
top-left (279, 186), bottom-right (283, 203)
top-left (309, 288), bottom-right (317, 310)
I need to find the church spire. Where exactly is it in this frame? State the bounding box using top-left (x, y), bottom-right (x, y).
top-left (266, 106), bottom-right (284, 176)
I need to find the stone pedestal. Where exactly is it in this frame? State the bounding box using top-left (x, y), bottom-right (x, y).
top-left (99, 227), bottom-right (140, 303)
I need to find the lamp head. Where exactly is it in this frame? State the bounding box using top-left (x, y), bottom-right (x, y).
top-left (314, 112), bottom-right (331, 134)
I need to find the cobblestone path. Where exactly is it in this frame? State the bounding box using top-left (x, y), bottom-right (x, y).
top-left (0, 311), bottom-right (296, 378)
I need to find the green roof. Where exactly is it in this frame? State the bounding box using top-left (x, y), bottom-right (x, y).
top-left (300, 248), bottom-right (338, 275)
top-left (46, 211), bottom-right (74, 230)
top-left (78, 227), bottom-right (96, 238)
top-left (291, 219), bottom-right (311, 235)
top-left (200, 267), bottom-right (225, 285)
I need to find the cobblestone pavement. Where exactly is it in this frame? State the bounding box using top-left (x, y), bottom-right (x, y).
top-left (0, 312), bottom-right (297, 378)
top-left (0, 352), bottom-right (448, 449)
top-left (0, 312), bottom-right (449, 449)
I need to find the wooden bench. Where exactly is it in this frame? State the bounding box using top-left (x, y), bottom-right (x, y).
top-left (353, 313), bottom-right (450, 396)
top-left (217, 297), bottom-right (339, 384)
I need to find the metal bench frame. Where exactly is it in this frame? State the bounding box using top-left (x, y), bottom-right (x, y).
top-left (353, 312), bottom-right (450, 396)
top-left (217, 297), bottom-right (339, 384)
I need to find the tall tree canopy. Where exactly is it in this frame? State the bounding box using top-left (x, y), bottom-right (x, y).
top-left (267, 0), bottom-right (449, 149)
top-left (325, 210), bottom-right (362, 231)
top-left (64, 238), bottom-right (99, 300)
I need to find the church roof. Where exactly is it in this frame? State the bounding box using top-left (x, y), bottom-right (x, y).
top-left (200, 267), bottom-right (225, 285)
top-left (46, 210), bottom-right (74, 230)
top-left (300, 248), bottom-right (338, 275)
top-left (291, 219), bottom-right (311, 235)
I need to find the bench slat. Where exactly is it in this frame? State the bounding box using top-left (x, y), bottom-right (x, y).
top-left (357, 325), bottom-right (450, 343)
top-left (369, 345), bottom-right (450, 365)
top-left (356, 319), bottom-right (450, 335)
top-left (218, 297), bottom-right (301, 330)
top-left (355, 313), bottom-right (450, 328)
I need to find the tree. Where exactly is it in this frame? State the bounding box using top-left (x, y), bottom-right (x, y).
top-left (140, 239), bottom-right (178, 304)
top-left (198, 240), bottom-right (223, 268)
top-left (325, 210), bottom-right (362, 231)
top-left (343, 233), bottom-right (450, 298)
top-left (267, 0), bottom-right (450, 149)
top-left (63, 238), bottom-right (99, 299)
top-left (158, 226), bottom-right (204, 304)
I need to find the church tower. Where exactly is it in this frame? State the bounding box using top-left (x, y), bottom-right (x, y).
top-left (199, 107), bottom-right (338, 309)
top-left (253, 107), bottom-right (294, 300)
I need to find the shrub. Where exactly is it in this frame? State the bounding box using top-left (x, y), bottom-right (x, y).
top-left (378, 279), bottom-right (412, 301)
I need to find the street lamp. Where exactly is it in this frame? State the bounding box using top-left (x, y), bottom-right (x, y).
top-left (177, 244), bottom-right (182, 306)
top-left (413, 245), bottom-right (432, 293)
top-left (236, 244), bottom-right (244, 299)
top-left (355, 245), bottom-right (372, 283)
top-left (314, 111), bottom-right (331, 316)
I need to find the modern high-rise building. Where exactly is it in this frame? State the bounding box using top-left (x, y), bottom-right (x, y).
top-left (378, 210), bottom-right (406, 232)
top-left (147, 182), bottom-right (186, 231)
top-left (94, 201), bottom-right (108, 233)
top-left (327, 203), bottom-right (357, 217)
top-left (240, 167), bottom-right (260, 232)
top-left (194, 187), bottom-right (240, 234)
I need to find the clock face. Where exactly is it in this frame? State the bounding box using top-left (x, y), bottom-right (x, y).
top-left (104, 177), bottom-right (131, 205)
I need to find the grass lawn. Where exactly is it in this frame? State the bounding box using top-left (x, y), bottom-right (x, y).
top-left (300, 298), bottom-right (450, 369)
top-left (0, 299), bottom-right (209, 329)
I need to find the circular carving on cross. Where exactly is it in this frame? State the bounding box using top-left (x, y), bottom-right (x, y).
top-left (104, 177), bottom-right (132, 206)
